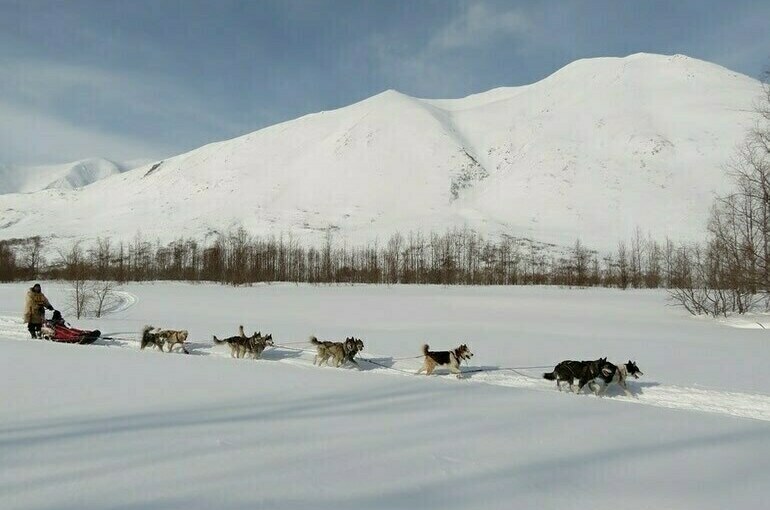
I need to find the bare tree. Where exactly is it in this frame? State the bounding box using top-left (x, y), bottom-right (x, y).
top-left (616, 241), bottom-right (629, 289)
top-left (18, 237), bottom-right (44, 280)
top-left (644, 235), bottom-right (662, 288)
top-left (58, 242), bottom-right (93, 319)
top-left (92, 281), bottom-right (121, 318)
top-left (630, 227), bottom-right (644, 288)
top-left (572, 239), bottom-right (591, 286)
top-left (0, 241), bottom-right (17, 281)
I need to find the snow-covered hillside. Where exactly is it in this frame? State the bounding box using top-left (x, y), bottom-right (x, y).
top-left (0, 158), bottom-right (133, 194)
top-left (1, 283), bottom-right (769, 509)
top-left (0, 53), bottom-right (762, 249)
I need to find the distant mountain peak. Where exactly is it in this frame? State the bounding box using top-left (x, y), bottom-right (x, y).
top-left (0, 54), bottom-right (763, 251)
top-left (0, 157), bottom-right (136, 195)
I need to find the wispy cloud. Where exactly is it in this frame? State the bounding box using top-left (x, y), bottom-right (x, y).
top-left (364, 1), bottom-right (535, 97)
top-left (0, 98), bottom-right (170, 166)
top-left (0, 56), bottom-right (249, 165)
top-left (427, 1), bottom-right (531, 51)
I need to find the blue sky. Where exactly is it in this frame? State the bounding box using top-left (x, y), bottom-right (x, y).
top-left (1, 0), bottom-right (769, 166)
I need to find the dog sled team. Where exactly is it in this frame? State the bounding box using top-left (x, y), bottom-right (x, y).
top-left (139, 322), bottom-right (643, 395)
top-left (23, 284), bottom-right (643, 396)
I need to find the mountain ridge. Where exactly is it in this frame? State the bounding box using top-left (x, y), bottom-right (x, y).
top-left (0, 53), bottom-right (763, 251)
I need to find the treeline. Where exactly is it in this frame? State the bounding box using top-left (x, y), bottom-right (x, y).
top-left (665, 71), bottom-right (770, 316)
top-left (1, 227), bottom-right (694, 289)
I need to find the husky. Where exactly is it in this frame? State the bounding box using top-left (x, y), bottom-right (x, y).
top-left (140, 325), bottom-right (164, 351)
top-left (213, 328), bottom-right (262, 358)
top-left (543, 358), bottom-right (613, 394)
top-left (417, 343), bottom-right (473, 379)
top-left (599, 360), bottom-right (644, 396)
top-left (310, 336), bottom-right (348, 367)
top-left (343, 337), bottom-right (364, 367)
top-left (236, 324), bottom-right (273, 359)
top-left (156, 329), bottom-right (190, 354)
top-left (250, 333), bottom-right (274, 359)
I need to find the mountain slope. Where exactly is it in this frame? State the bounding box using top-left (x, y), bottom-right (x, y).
top-left (0, 53), bottom-right (762, 250)
top-left (0, 158), bottom-right (133, 194)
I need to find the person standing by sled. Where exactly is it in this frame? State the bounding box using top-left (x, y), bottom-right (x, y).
top-left (23, 283), bottom-right (53, 338)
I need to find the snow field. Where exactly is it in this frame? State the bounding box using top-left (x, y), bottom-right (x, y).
top-left (2, 282), bottom-right (770, 509)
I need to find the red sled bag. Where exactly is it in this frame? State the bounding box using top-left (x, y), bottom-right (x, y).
top-left (41, 321), bottom-right (101, 344)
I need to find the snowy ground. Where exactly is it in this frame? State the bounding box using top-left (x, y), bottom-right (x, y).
top-left (2, 282), bottom-right (769, 509)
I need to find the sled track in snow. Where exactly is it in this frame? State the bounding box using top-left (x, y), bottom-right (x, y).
top-left (101, 290), bottom-right (137, 315)
top-left (2, 315), bottom-right (770, 423)
top-left (465, 369), bottom-right (770, 422)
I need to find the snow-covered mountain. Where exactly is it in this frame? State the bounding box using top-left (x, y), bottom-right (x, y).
top-left (0, 53), bottom-right (762, 250)
top-left (0, 158), bottom-right (135, 194)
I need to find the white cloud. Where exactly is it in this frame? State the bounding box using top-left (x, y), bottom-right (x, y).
top-left (364, 1), bottom-right (533, 96)
top-left (428, 1), bottom-right (531, 51)
top-left (0, 57), bottom-right (244, 165)
top-left (0, 98), bottom-right (169, 166)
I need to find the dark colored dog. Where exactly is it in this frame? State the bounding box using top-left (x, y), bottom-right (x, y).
top-left (213, 329), bottom-right (262, 358)
top-left (250, 333), bottom-right (274, 359)
top-left (140, 325), bottom-right (164, 351)
top-left (343, 337), bottom-right (364, 367)
top-left (543, 357), bottom-right (613, 394)
top-left (599, 360), bottom-right (644, 396)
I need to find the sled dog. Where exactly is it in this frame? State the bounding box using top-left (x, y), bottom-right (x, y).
top-left (417, 343), bottom-right (473, 379)
top-left (250, 333), bottom-right (274, 359)
top-left (600, 360), bottom-right (643, 396)
top-left (543, 358), bottom-right (613, 394)
top-left (156, 329), bottom-right (190, 354)
top-left (310, 336), bottom-right (345, 367)
top-left (236, 325), bottom-right (274, 359)
top-left (343, 337), bottom-right (364, 367)
top-left (310, 336), bottom-right (360, 367)
top-left (213, 327), bottom-right (263, 358)
top-left (140, 325), bottom-right (164, 351)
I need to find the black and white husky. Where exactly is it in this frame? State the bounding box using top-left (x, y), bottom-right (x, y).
top-left (417, 344), bottom-right (473, 379)
top-left (600, 360), bottom-right (643, 396)
top-left (543, 358), bottom-right (613, 394)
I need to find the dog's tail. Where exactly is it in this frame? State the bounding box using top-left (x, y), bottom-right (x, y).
top-left (422, 344), bottom-right (430, 356)
top-left (543, 371), bottom-right (556, 380)
top-left (212, 335), bottom-right (225, 344)
top-left (140, 325), bottom-right (153, 349)
top-left (238, 325), bottom-right (246, 337)
top-left (310, 336), bottom-right (320, 345)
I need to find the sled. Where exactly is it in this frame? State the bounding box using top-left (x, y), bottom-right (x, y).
top-left (41, 322), bottom-right (101, 344)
